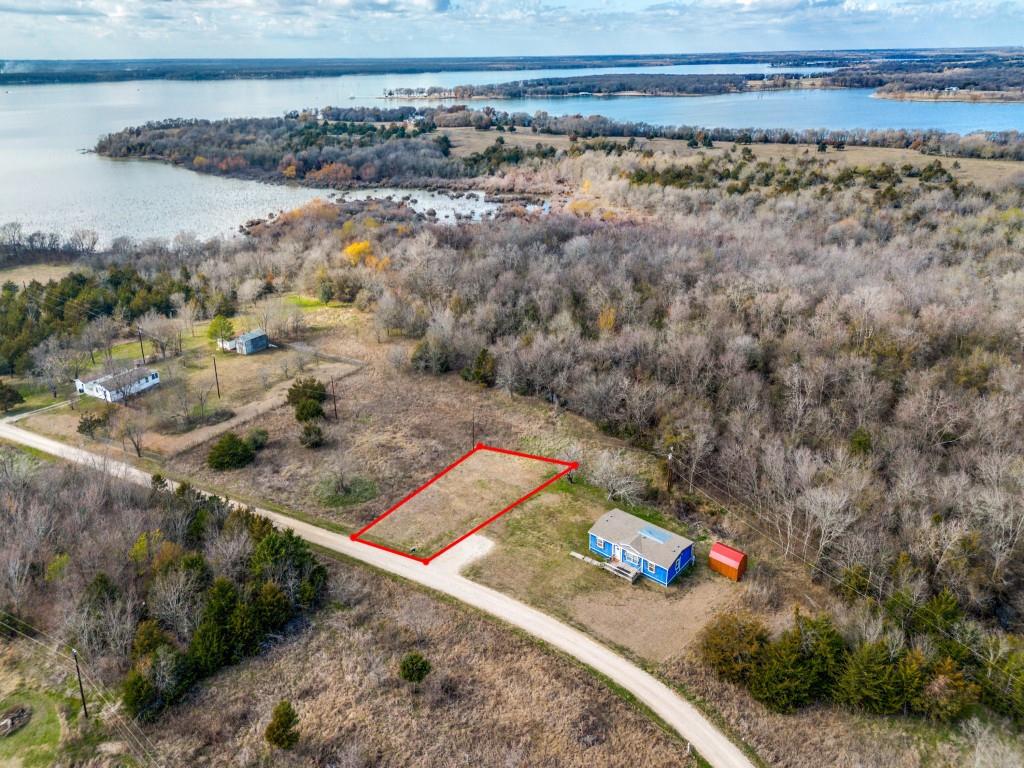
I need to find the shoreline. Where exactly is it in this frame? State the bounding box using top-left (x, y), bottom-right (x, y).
top-left (873, 89), bottom-right (1024, 104)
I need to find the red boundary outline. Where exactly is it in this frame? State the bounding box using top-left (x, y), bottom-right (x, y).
top-left (350, 443), bottom-right (577, 565)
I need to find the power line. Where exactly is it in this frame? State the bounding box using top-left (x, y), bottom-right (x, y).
top-left (0, 611), bottom-right (163, 765)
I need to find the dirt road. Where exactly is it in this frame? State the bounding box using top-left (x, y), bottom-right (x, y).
top-left (0, 419), bottom-right (756, 768)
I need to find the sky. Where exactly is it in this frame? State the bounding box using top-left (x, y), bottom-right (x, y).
top-left (0, 1), bottom-right (1021, 59)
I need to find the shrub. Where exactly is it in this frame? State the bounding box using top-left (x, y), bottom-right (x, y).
top-left (122, 668), bottom-right (160, 721)
top-left (77, 411), bottom-right (107, 437)
top-left (265, 700), bottom-right (300, 749)
top-left (286, 377), bottom-right (327, 407)
top-left (132, 619), bottom-right (172, 659)
top-left (299, 423), bottom-right (325, 448)
top-left (0, 381), bottom-right (24, 412)
top-left (399, 652), bottom-right (431, 684)
top-left (256, 581), bottom-right (292, 632)
top-left (835, 641), bottom-right (902, 715)
top-left (315, 474), bottom-right (378, 507)
top-left (244, 428), bottom-right (268, 452)
top-left (698, 612), bottom-right (769, 684)
top-left (294, 398), bottom-right (325, 422)
top-left (915, 657), bottom-right (979, 722)
top-left (748, 630), bottom-right (812, 713)
top-left (461, 347), bottom-right (496, 387)
top-left (207, 432), bottom-right (255, 470)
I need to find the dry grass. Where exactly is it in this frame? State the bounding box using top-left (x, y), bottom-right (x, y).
top-left (0, 263), bottom-right (78, 286)
top-left (144, 563), bottom-right (696, 768)
top-left (439, 126), bottom-right (1023, 188)
top-left (357, 447), bottom-right (558, 556)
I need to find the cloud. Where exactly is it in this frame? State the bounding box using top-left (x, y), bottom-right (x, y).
top-left (0, 0), bottom-right (1018, 57)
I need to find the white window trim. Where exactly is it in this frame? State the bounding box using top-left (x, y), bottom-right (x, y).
top-left (594, 536), bottom-right (605, 548)
top-left (646, 561), bottom-right (656, 574)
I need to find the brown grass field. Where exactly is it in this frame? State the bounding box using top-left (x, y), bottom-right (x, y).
top-left (439, 126), bottom-right (1024, 188)
top-left (142, 562), bottom-right (696, 768)
top-left (356, 446), bottom-right (562, 557)
top-left (0, 262), bottom-right (78, 286)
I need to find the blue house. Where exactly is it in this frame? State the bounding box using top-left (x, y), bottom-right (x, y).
top-left (588, 509), bottom-right (695, 586)
top-left (234, 329), bottom-right (270, 355)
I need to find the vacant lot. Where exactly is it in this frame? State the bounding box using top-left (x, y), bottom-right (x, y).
top-left (356, 446), bottom-right (565, 558)
top-left (143, 563), bottom-right (695, 768)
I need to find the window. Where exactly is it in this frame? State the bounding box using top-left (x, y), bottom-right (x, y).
top-left (624, 551), bottom-right (638, 565)
top-left (594, 536), bottom-right (605, 549)
top-left (646, 561), bottom-right (656, 574)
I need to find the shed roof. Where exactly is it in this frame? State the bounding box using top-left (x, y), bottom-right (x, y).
top-left (590, 509), bottom-right (693, 569)
top-left (236, 328), bottom-right (268, 343)
top-left (710, 542), bottom-right (746, 569)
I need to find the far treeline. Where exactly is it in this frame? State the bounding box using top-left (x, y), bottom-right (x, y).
top-left (0, 49), bottom-right (950, 85)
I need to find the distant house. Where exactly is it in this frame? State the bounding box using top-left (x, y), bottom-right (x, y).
top-left (232, 329), bottom-right (270, 356)
top-left (75, 367), bottom-right (160, 402)
top-left (588, 509), bottom-right (694, 586)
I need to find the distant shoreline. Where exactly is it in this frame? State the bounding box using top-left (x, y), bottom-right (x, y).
top-left (873, 89), bottom-right (1024, 104)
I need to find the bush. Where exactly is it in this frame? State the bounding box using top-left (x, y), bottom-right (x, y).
top-left (207, 432), bottom-right (255, 470)
top-left (399, 652), bottom-right (431, 684)
top-left (749, 630), bottom-right (812, 713)
top-left (77, 411), bottom-right (107, 438)
top-left (697, 612), bottom-right (769, 685)
top-left (286, 377), bottom-right (327, 407)
top-left (915, 657), bottom-right (979, 722)
top-left (0, 381), bottom-right (24, 412)
top-left (461, 347), bottom-right (496, 387)
top-left (265, 699), bottom-right (300, 749)
top-left (299, 423), bottom-right (325, 448)
top-left (122, 668), bottom-right (160, 721)
top-left (132, 619), bottom-right (172, 659)
top-left (245, 428), bottom-right (269, 451)
top-left (294, 398), bottom-right (324, 422)
top-left (835, 641), bottom-right (902, 715)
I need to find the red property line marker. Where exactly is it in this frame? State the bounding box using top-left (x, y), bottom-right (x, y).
top-left (350, 443), bottom-right (578, 565)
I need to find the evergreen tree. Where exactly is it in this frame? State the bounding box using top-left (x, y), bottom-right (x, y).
top-left (895, 648), bottom-right (928, 715)
top-left (265, 700), bottom-right (300, 749)
top-left (914, 657), bottom-right (979, 722)
top-left (795, 612), bottom-right (847, 700)
top-left (749, 630), bottom-right (813, 713)
top-left (697, 612), bottom-right (769, 685)
top-left (835, 641), bottom-right (902, 715)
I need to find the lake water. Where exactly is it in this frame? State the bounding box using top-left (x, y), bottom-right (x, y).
top-left (2, 62), bottom-right (1022, 244)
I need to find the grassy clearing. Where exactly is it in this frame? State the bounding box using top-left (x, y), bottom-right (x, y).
top-left (357, 448), bottom-right (558, 556)
top-left (0, 263), bottom-right (78, 286)
top-left (0, 689), bottom-right (62, 768)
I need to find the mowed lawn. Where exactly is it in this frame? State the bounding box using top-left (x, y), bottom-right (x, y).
top-left (356, 446), bottom-right (565, 558)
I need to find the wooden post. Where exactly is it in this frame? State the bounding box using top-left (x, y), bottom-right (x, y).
top-left (330, 377), bottom-right (338, 420)
top-left (72, 649), bottom-right (88, 719)
top-left (137, 328), bottom-right (145, 363)
top-left (212, 355), bottom-right (221, 399)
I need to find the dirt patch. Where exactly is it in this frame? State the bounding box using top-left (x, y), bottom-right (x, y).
top-left (356, 446), bottom-right (563, 557)
top-left (570, 577), bottom-right (746, 663)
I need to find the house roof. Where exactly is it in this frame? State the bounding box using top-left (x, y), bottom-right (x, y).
top-left (79, 367), bottom-right (156, 392)
top-left (589, 509), bottom-right (693, 569)
top-left (236, 329), bottom-right (268, 343)
top-left (710, 542), bottom-right (746, 568)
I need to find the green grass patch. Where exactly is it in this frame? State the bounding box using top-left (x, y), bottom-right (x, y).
top-left (0, 690), bottom-right (62, 768)
top-left (315, 475), bottom-right (379, 508)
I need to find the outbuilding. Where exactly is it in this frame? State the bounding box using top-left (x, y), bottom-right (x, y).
top-left (588, 509), bottom-right (695, 586)
top-left (709, 542), bottom-right (747, 582)
top-left (233, 329), bottom-right (269, 355)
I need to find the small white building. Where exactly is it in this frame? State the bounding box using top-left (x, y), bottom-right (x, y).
top-left (75, 367), bottom-right (160, 402)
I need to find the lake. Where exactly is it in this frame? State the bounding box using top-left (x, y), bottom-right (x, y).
top-left (2, 62), bottom-right (1022, 244)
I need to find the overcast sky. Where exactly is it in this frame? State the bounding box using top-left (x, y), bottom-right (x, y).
top-left (0, 1), bottom-right (1021, 59)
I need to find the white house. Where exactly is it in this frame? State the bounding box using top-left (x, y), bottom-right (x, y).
top-left (75, 367), bottom-right (160, 402)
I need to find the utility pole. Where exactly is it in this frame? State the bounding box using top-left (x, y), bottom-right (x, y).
top-left (72, 649), bottom-right (88, 719)
top-left (471, 407), bottom-right (477, 449)
top-left (330, 377), bottom-right (338, 420)
top-left (137, 328), bottom-right (145, 363)
top-left (212, 355), bottom-right (221, 399)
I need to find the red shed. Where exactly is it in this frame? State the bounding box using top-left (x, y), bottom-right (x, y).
top-left (709, 542), bottom-right (747, 582)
